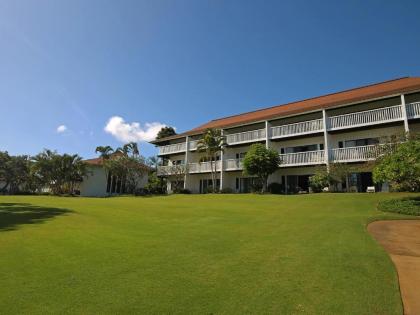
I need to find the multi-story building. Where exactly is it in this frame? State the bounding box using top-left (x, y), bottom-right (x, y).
top-left (151, 77), bottom-right (420, 193)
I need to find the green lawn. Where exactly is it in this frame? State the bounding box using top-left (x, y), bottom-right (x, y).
top-left (0, 193), bottom-right (414, 314)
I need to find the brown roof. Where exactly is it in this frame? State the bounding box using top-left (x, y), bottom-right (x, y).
top-left (152, 77), bottom-right (420, 143)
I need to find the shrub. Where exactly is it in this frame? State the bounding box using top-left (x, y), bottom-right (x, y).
top-left (268, 182), bottom-right (284, 194)
top-left (220, 187), bottom-right (234, 194)
top-left (309, 170), bottom-right (330, 193)
top-left (178, 189), bottom-right (191, 194)
top-left (134, 188), bottom-right (151, 196)
top-left (377, 197), bottom-right (420, 216)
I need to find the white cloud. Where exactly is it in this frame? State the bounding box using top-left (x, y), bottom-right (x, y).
top-left (104, 116), bottom-right (168, 142)
top-left (56, 125), bottom-right (67, 133)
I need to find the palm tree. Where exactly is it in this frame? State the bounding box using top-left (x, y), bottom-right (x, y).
top-left (116, 142), bottom-right (139, 158)
top-left (95, 146), bottom-right (114, 189)
top-left (95, 146), bottom-right (114, 160)
top-left (197, 128), bottom-right (225, 192)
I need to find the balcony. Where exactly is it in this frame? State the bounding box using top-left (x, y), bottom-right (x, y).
top-left (226, 128), bottom-right (266, 145)
top-left (279, 150), bottom-right (325, 167)
top-left (407, 102), bottom-right (420, 119)
top-left (330, 144), bottom-right (386, 163)
top-left (328, 105), bottom-right (403, 131)
top-left (156, 164), bottom-right (187, 176)
top-left (225, 158), bottom-right (243, 171)
top-left (189, 140), bottom-right (198, 151)
top-left (271, 118), bottom-right (323, 139)
top-left (189, 161), bottom-right (222, 173)
top-left (158, 142), bottom-right (186, 155)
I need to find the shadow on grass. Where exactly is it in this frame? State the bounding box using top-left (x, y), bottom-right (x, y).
top-left (0, 203), bottom-right (74, 231)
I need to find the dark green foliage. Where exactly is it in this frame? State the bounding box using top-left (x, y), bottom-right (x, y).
top-left (309, 168), bottom-right (330, 193)
top-left (373, 135), bottom-right (420, 192)
top-left (156, 126), bottom-right (177, 140)
top-left (220, 187), bottom-right (234, 194)
top-left (267, 182), bottom-right (284, 194)
top-left (145, 172), bottom-right (167, 194)
top-left (378, 197), bottom-right (420, 216)
top-left (243, 144), bottom-right (280, 193)
top-left (197, 128), bottom-right (225, 193)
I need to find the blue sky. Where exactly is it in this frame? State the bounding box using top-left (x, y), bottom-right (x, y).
top-left (1, 0), bottom-right (419, 159)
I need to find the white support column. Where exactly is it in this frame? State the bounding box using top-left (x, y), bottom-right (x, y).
top-left (220, 129), bottom-right (224, 190)
top-left (322, 110), bottom-right (330, 170)
top-left (184, 136), bottom-right (189, 189)
top-left (265, 121), bottom-right (271, 149)
top-left (401, 94), bottom-right (410, 134)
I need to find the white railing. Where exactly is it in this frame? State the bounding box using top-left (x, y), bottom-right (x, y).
top-left (157, 164), bottom-right (187, 176)
top-left (328, 105), bottom-right (403, 130)
top-left (407, 102), bottom-right (420, 119)
top-left (158, 142), bottom-right (186, 155)
top-left (330, 144), bottom-right (385, 162)
top-left (189, 140), bottom-right (198, 151)
top-left (226, 128), bottom-right (266, 145)
top-left (189, 161), bottom-right (222, 173)
top-left (271, 119), bottom-right (323, 139)
top-left (225, 158), bottom-right (243, 171)
top-left (279, 150), bottom-right (325, 167)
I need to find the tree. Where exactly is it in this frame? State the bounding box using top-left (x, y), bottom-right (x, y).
top-left (373, 135), bottom-right (420, 192)
top-left (95, 146), bottom-right (114, 159)
top-left (242, 143), bottom-right (280, 193)
top-left (145, 172), bottom-right (167, 194)
top-left (31, 150), bottom-right (88, 194)
top-left (116, 142), bottom-right (139, 157)
top-left (309, 167), bottom-right (330, 193)
top-left (197, 128), bottom-right (225, 192)
top-left (103, 148), bottom-right (148, 194)
top-left (156, 126), bottom-right (177, 140)
top-left (0, 152), bottom-right (32, 194)
top-left (95, 145), bottom-right (114, 185)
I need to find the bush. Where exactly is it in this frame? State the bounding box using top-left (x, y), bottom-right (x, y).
top-left (134, 188), bottom-right (151, 196)
top-left (220, 187), bottom-right (234, 194)
top-left (309, 170), bottom-right (330, 193)
top-left (377, 197), bottom-right (420, 216)
top-left (178, 189), bottom-right (191, 194)
top-left (268, 182), bottom-right (284, 194)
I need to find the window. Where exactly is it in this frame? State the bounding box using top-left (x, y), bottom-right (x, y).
top-left (344, 138), bottom-right (379, 148)
top-left (284, 144), bottom-right (320, 154)
top-left (235, 152), bottom-right (246, 159)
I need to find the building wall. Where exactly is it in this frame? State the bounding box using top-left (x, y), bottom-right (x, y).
top-left (159, 91), bottom-right (420, 194)
top-left (328, 124), bottom-right (406, 148)
top-left (80, 166), bottom-right (149, 197)
top-left (80, 166), bottom-right (108, 197)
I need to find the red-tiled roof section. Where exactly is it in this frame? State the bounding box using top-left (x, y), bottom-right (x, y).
top-left (190, 77), bottom-right (420, 132)
top-left (83, 157), bottom-right (104, 166)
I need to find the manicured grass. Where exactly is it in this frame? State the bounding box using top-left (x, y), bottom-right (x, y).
top-left (378, 196), bottom-right (420, 216)
top-left (0, 193), bottom-right (415, 314)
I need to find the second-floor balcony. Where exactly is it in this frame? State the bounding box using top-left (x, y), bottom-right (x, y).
top-left (407, 102), bottom-right (420, 119)
top-left (328, 105), bottom-right (403, 130)
top-left (279, 150), bottom-right (325, 167)
top-left (158, 142), bottom-right (186, 155)
top-left (330, 144), bottom-right (386, 163)
top-left (225, 158), bottom-right (243, 171)
top-left (189, 161), bottom-right (222, 173)
top-left (226, 128), bottom-right (266, 145)
top-left (271, 118), bottom-right (324, 139)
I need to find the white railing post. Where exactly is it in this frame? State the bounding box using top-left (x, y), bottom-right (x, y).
top-left (322, 110), bottom-right (330, 170)
top-left (220, 130), bottom-right (224, 190)
top-left (265, 121), bottom-right (271, 149)
top-left (401, 94), bottom-right (410, 134)
top-left (184, 136), bottom-right (189, 189)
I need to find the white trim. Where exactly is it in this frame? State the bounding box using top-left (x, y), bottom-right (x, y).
top-left (401, 94), bottom-right (410, 134)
